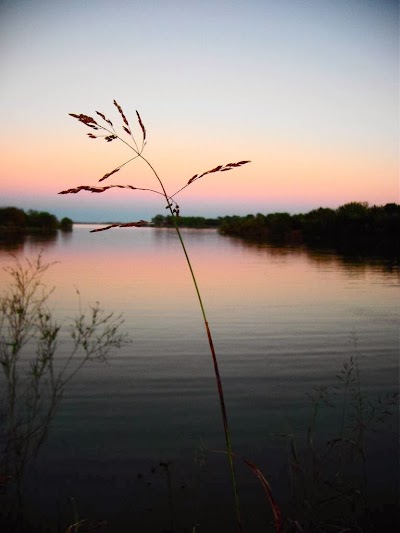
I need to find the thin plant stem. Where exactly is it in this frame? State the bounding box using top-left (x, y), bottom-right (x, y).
top-left (139, 153), bottom-right (242, 531)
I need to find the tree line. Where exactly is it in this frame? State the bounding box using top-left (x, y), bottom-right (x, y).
top-left (152, 202), bottom-right (399, 256)
top-left (218, 202), bottom-right (400, 256)
top-left (152, 214), bottom-right (220, 228)
top-left (4, 203), bottom-right (397, 255)
top-left (0, 207), bottom-right (73, 233)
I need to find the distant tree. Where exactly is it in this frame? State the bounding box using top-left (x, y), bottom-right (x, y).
top-left (382, 203), bottom-right (400, 215)
top-left (59, 217), bottom-right (73, 231)
top-left (302, 207), bottom-right (337, 244)
top-left (26, 210), bottom-right (58, 232)
top-left (0, 207), bottom-right (26, 231)
top-left (152, 214), bottom-right (166, 227)
top-left (265, 212), bottom-right (293, 241)
top-left (336, 201), bottom-right (369, 219)
top-left (219, 215), bottom-right (243, 235)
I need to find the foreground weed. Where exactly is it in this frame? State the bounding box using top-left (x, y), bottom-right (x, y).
top-left (60, 102), bottom-right (251, 531)
top-left (279, 336), bottom-right (398, 532)
top-left (0, 254), bottom-right (127, 525)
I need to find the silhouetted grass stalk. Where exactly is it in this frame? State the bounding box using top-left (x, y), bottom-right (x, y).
top-left (139, 154), bottom-right (242, 531)
top-left (61, 103), bottom-right (251, 531)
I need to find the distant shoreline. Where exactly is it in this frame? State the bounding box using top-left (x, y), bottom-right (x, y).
top-left (2, 203), bottom-right (399, 259)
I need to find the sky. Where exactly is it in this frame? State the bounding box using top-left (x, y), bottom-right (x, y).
top-left (1, 0), bottom-right (398, 222)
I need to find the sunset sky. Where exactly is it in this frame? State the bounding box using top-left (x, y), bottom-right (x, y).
top-left (1, 0), bottom-right (398, 222)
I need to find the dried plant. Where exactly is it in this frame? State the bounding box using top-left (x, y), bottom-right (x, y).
top-left (0, 254), bottom-right (128, 521)
top-left (60, 101), bottom-right (251, 531)
top-left (278, 336), bottom-right (398, 531)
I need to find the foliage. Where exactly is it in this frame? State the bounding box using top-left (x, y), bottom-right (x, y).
top-left (0, 207), bottom-right (73, 234)
top-left (60, 216), bottom-right (73, 231)
top-left (0, 207), bottom-right (26, 231)
top-left (219, 203), bottom-right (400, 256)
top-left (0, 254), bottom-right (128, 520)
top-left (26, 210), bottom-right (58, 232)
top-left (151, 214), bottom-right (220, 228)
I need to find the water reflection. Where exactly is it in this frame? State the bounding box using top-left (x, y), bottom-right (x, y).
top-left (0, 234), bottom-right (26, 252)
top-left (1, 227), bottom-right (398, 279)
top-left (0, 231), bottom-right (59, 253)
top-left (224, 233), bottom-right (400, 280)
top-left (0, 226), bottom-right (398, 326)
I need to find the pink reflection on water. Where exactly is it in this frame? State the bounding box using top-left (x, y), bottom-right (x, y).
top-left (1, 227), bottom-right (397, 345)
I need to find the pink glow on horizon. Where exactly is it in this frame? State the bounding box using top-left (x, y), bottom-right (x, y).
top-left (2, 132), bottom-right (397, 210)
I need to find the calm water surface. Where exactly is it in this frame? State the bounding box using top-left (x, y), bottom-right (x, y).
top-left (0, 226), bottom-right (398, 531)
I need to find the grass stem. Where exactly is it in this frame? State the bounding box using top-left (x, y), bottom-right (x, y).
top-left (139, 153), bottom-right (242, 531)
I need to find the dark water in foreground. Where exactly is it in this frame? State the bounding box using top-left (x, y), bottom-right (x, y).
top-left (0, 226), bottom-right (398, 531)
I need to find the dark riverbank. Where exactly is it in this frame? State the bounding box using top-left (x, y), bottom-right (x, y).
top-left (3, 203), bottom-right (399, 259)
top-left (218, 202), bottom-right (400, 258)
top-left (151, 203), bottom-right (400, 258)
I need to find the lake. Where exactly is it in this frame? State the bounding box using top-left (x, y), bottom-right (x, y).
top-left (0, 225), bottom-right (398, 532)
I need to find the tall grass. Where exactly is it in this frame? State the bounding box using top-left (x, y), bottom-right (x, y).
top-left (60, 102), bottom-right (251, 531)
